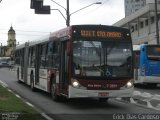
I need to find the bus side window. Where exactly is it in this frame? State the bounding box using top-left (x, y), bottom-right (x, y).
top-left (15, 50), bottom-right (20, 65)
top-left (31, 47), bottom-right (35, 68)
top-left (54, 41), bottom-right (60, 68)
top-left (28, 48), bottom-right (32, 67)
top-left (40, 44), bottom-right (47, 68)
top-left (47, 41), bottom-right (60, 68)
top-left (47, 41), bottom-right (54, 68)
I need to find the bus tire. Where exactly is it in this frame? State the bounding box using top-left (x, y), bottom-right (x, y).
top-left (51, 84), bottom-right (60, 101)
top-left (30, 74), bottom-right (36, 92)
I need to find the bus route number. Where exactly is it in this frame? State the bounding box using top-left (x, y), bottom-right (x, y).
top-left (80, 30), bottom-right (122, 38)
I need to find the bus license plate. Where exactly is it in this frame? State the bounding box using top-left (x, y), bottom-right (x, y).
top-left (98, 92), bottom-right (109, 97)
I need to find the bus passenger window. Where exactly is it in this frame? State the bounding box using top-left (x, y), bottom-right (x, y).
top-left (47, 41), bottom-right (60, 68)
top-left (40, 44), bottom-right (47, 68)
top-left (31, 47), bottom-right (35, 67)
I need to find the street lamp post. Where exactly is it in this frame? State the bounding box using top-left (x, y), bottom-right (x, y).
top-left (51, 0), bottom-right (102, 26)
top-left (155, 0), bottom-right (159, 44)
top-left (66, 0), bottom-right (70, 27)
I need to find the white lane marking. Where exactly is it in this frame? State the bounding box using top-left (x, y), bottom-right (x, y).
top-left (15, 94), bottom-right (21, 98)
top-left (133, 91), bottom-right (141, 96)
top-left (26, 102), bottom-right (34, 107)
top-left (152, 94), bottom-right (160, 100)
top-left (146, 101), bottom-right (154, 108)
top-left (130, 98), bottom-right (137, 104)
top-left (41, 113), bottom-right (54, 120)
top-left (141, 92), bottom-right (152, 98)
top-left (8, 89), bottom-right (13, 93)
top-left (0, 80), bottom-right (54, 120)
top-left (0, 80), bottom-right (8, 87)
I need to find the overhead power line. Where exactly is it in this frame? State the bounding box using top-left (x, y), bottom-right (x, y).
top-left (0, 28), bottom-right (50, 34)
top-left (0, 32), bottom-right (49, 36)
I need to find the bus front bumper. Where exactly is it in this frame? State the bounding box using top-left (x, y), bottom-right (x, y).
top-left (139, 76), bottom-right (160, 83)
top-left (68, 86), bottom-right (134, 98)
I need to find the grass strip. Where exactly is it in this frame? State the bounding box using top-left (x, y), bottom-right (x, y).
top-left (0, 85), bottom-right (46, 120)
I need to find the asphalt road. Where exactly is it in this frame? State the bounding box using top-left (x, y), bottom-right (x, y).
top-left (0, 68), bottom-right (160, 120)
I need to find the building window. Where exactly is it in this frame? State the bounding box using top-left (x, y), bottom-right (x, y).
top-left (145, 19), bottom-right (148, 26)
top-left (135, 24), bottom-right (138, 30)
top-left (131, 26), bottom-right (134, 32)
top-left (140, 21), bottom-right (144, 28)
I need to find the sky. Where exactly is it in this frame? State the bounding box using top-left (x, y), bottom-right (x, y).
top-left (0, 0), bottom-right (124, 46)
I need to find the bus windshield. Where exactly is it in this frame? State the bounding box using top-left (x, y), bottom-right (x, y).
top-left (72, 40), bottom-right (132, 78)
top-left (147, 46), bottom-right (160, 60)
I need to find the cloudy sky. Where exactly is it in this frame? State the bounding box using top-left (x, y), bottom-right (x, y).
top-left (0, 0), bottom-right (124, 45)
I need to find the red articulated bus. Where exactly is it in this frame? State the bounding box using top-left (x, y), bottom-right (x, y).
top-left (15, 25), bottom-right (134, 102)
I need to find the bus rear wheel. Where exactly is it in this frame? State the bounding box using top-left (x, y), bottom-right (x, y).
top-left (51, 84), bottom-right (60, 101)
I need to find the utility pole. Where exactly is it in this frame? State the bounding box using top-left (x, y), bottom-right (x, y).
top-left (31, 0), bottom-right (101, 27)
top-left (155, 0), bottom-right (159, 44)
top-left (66, 0), bottom-right (70, 27)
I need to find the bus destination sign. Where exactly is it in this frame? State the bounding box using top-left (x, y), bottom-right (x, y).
top-left (80, 30), bottom-right (122, 38)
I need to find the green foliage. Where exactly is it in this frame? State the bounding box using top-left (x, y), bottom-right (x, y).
top-left (0, 85), bottom-right (46, 120)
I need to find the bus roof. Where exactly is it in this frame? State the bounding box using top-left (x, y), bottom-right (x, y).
top-left (16, 34), bottom-right (50, 50)
top-left (28, 35), bottom-right (50, 47)
top-left (16, 25), bottom-right (131, 50)
top-left (49, 24), bottom-right (130, 38)
top-left (16, 42), bottom-right (26, 50)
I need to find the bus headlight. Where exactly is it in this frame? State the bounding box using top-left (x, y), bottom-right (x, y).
top-left (126, 81), bottom-right (133, 88)
top-left (72, 81), bottom-right (79, 87)
top-left (71, 79), bottom-right (86, 89)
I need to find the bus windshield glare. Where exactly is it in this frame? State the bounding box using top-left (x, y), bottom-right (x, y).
top-left (72, 40), bottom-right (132, 78)
top-left (147, 46), bottom-right (160, 60)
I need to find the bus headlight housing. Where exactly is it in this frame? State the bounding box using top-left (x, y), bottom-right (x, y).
top-left (72, 80), bottom-right (79, 88)
top-left (126, 81), bottom-right (133, 88)
top-left (71, 79), bottom-right (86, 89)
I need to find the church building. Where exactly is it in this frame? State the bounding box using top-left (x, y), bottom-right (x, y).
top-left (1, 26), bottom-right (16, 57)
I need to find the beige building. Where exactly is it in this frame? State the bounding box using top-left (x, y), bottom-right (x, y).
top-left (125, 0), bottom-right (160, 17)
top-left (113, 3), bottom-right (160, 45)
top-left (1, 26), bottom-right (16, 57)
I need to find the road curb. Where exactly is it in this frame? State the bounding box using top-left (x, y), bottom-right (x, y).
top-left (117, 91), bottom-right (160, 111)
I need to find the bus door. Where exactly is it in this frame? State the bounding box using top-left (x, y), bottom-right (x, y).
top-left (23, 43), bottom-right (29, 83)
top-left (20, 48), bottom-right (24, 80)
top-left (59, 40), bottom-right (68, 92)
top-left (35, 45), bottom-right (40, 84)
top-left (134, 51), bottom-right (140, 81)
